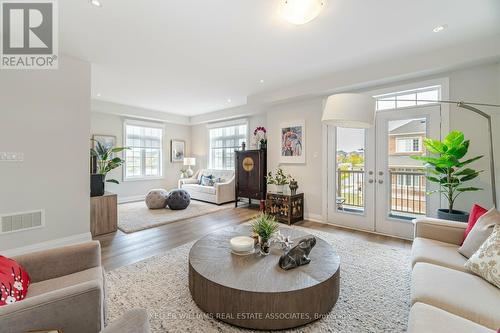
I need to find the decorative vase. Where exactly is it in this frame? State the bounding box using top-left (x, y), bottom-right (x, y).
top-left (437, 209), bottom-right (469, 223)
top-left (90, 174), bottom-right (105, 197)
top-left (289, 180), bottom-right (298, 195)
top-left (258, 236), bottom-right (271, 256)
top-left (259, 141), bottom-right (267, 150)
top-left (275, 184), bottom-right (284, 193)
top-left (241, 142), bottom-right (246, 151)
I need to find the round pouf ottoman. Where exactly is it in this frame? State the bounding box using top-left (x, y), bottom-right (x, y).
top-left (145, 189), bottom-right (169, 209)
top-left (166, 189), bottom-right (191, 210)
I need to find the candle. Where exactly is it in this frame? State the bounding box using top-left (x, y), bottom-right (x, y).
top-left (230, 236), bottom-right (255, 252)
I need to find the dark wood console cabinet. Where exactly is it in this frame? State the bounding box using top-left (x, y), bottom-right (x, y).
top-left (235, 149), bottom-right (267, 208)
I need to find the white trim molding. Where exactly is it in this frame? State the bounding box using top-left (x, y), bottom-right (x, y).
top-left (0, 232), bottom-right (92, 257)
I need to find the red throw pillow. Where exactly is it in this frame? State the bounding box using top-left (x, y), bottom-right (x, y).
top-left (463, 204), bottom-right (488, 244)
top-left (0, 256), bottom-right (30, 306)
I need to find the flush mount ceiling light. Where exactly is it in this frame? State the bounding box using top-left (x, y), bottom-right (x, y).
top-left (90, 0), bottom-right (102, 7)
top-left (279, 0), bottom-right (325, 25)
top-left (433, 24), bottom-right (447, 33)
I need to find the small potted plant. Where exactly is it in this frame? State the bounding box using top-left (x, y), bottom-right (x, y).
top-left (411, 131), bottom-right (483, 222)
top-left (253, 126), bottom-right (267, 150)
top-left (267, 168), bottom-right (291, 193)
top-left (251, 213), bottom-right (279, 255)
top-left (90, 140), bottom-right (129, 197)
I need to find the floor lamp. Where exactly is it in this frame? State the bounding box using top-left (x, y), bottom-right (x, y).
top-left (322, 93), bottom-right (500, 207)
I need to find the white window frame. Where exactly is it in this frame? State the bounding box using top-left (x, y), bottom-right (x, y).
top-left (207, 119), bottom-right (248, 170)
top-left (395, 137), bottom-right (421, 153)
top-left (123, 119), bottom-right (164, 181)
top-left (374, 85), bottom-right (441, 111)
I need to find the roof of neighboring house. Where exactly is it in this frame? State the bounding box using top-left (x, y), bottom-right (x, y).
top-left (390, 119), bottom-right (426, 135)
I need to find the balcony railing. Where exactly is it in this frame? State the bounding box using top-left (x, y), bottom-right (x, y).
top-left (389, 171), bottom-right (426, 216)
top-left (336, 169), bottom-right (426, 216)
top-left (337, 169), bottom-right (364, 208)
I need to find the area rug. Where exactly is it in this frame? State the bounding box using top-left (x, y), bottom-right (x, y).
top-left (106, 224), bottom-right (411, 332)
top-left (118, 200), bottom-right (234, 233)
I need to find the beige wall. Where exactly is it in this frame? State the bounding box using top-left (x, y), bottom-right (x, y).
top-left (0, 56), bottom-right (91, 252)
top-left (90, 112), bottom-right (191, 200)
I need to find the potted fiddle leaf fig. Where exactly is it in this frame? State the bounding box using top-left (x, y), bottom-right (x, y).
top-left (411, 131), bottom-right (483, 222)
top-left (90, 140), bottom-right (129, 197)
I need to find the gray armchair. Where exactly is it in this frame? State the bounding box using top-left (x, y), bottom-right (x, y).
top-left (0, 241), bottom-right (105, 333)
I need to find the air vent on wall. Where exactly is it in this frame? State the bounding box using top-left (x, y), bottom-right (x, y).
top-left (1, 210), bottom-right (44, 234)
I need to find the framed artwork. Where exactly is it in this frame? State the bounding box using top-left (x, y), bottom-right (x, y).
top-left (279, 121), bottom-right (305, 164)
top-left (92, 134), bottom-right (116, 150)
top-left (171, 139), bottom-right (185, 162)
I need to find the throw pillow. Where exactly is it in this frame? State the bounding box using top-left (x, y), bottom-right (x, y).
top-left (200, 175), bottom-right (214, 186)
top-left (465, 224), bottom-right (500, 289)
top-left (463, 204), bottom-right (488, 244)
top-left (459, 207), bottom-right (500, 258)
top-left (0, 256), bottom-right (30, 306)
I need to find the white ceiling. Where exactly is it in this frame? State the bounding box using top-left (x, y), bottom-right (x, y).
top-left (60, 0), bottom-right (500, 116)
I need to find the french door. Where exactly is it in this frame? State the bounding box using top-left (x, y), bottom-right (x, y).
top-left (327, 105), bottom-right (441, 239)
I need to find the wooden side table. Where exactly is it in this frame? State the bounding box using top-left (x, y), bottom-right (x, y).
top-left (90, 192), bottom-right (118, 237)
top-left (265, 192), bottom-right (304, 225)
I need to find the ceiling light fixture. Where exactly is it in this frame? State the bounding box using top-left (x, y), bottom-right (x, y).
top-left (90, 0), bottom-right (102, 7)
top-left (433, 24), bottom-right (447, 33)
top-left (259, 79), bottom-right (265, 83)
top-left (96, 93), bottom-right (101, 97)
top-left (227, 99), bottom-right (232, 103)
top-left (279, 0), bottom-right (325, 25)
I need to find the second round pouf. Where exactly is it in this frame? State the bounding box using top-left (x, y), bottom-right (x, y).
top-left (166, 189), bottom-right (191, 210)
top-left (145, 189), bottom-right (169, 209)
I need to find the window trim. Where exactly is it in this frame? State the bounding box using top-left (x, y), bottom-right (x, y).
top-left (123, 119), bottom-right (165, 182)
top-left (207, 118), bottom-right (248, 170)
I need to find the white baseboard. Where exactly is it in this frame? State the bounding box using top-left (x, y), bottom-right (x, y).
top-left (0, 232), bottom-right (92, 257)
top-left (304, 213), bottom-right (325, 223)
top-left (118, 195), bottom-right (145, 204)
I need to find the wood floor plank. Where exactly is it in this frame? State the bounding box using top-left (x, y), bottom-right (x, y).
top-left (94, 205), bottom-right (411, 271)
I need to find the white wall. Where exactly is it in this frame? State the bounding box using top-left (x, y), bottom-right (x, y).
top-left (90, 111), bottom-right (191, 201)
top-left (0, 56), bottom-right (91, 253)
top-left (189, 61), bottom-right (500, 220)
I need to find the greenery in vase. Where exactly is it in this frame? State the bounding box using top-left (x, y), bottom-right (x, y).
top-left (266, 168), bottom-right (292, 185)
top-left (411, 131), bottom-right (483, 213)
top-left (253, 126), bottom-right (267, 146)
top-left (90, 140), bottom-right (129, 184)
top-left (251, 213), bottom-right (279, 242)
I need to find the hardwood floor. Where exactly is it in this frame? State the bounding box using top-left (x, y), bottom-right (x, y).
top-left (94, 205), bottom-right (411, 271)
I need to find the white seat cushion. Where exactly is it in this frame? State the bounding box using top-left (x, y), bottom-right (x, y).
top-left (411, 237), bottom-right (467, 272)
top-left (197, 169), bottom-right (234, 183)
top-left (181, 184), bottom-right (216, 195)
top-left (408, 302), bottom-right (494, 333)
top-left (411, 263), bottom-right (500, 330)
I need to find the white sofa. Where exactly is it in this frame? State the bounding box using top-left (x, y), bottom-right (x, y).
top-left (408, 217), bottom-right (500, 333)
top-left (178, 169), bottom-right (235, 205)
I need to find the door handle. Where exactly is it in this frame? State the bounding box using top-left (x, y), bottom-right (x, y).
top-left (378, 179), bottom-right (384, 184)
top-left (368, 179), bottom-right (374, 184)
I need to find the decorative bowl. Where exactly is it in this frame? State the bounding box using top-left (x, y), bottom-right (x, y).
top-left (230, 236), bottom-right (255, 253)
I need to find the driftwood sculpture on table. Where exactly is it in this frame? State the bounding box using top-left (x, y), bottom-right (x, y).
top-left (278, 236), bottom-right (316, 270)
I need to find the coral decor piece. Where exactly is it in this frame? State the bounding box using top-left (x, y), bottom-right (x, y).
top-left (0, 256), bottom-right (30, 306)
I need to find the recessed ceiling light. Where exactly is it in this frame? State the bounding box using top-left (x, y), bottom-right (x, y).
top-left (96, 93), bottom-right (101, 97)
top-left (433, 24), bottom-right (447, 33)
top-left (259, 79), bottom-right (265, 83)
top-left (90, 0), bottom-right (102, 7)
top-left (280, 0), bottom-right (326, 25)
top-left (227, 99), bottom-right (232, 103)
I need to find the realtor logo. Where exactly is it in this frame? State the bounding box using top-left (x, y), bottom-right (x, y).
top-left (1, 0), bottom-right (58, 69)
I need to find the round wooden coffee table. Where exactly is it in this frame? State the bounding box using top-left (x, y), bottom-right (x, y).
top-left (188, 225), bottom-right (340, 330)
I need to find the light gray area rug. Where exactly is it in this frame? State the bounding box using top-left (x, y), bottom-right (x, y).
top-left (118, 200), bottom-right (233, 233)
top-left (106, 224), bottom-right (411, 332)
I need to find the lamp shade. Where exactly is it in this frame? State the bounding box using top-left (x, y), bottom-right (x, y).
top-left (322, 93), bottom-right (375, 128)
top-left (183, 157), bottom-right (196, 166)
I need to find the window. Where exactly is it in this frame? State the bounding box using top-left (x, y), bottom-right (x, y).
top-left (374, 86), bottom-right (440, 111)
top-left (208, 121), bottom-right (247, 170)
top-left (124, 121), bottom-right (163, 180)
top-left (394, 168), bottom-right (422, 187)
top-left (396, 137), bottom-right (421, 153)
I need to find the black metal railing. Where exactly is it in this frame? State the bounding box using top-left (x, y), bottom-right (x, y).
top-left (337, 169), bottom-right (364, 207)
top-left (389, 171), bottom-right (426, 215)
